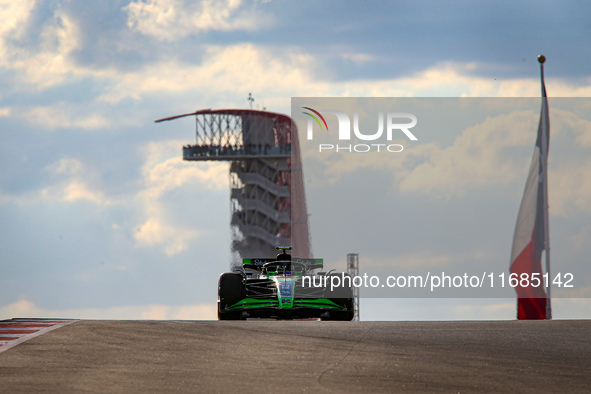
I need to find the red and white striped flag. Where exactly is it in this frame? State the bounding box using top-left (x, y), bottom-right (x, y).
top-left (509, 56), bottom-right (551, 320)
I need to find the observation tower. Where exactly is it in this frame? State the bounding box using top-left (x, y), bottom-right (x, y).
top-left (155, 108), bottom-right (312, 266)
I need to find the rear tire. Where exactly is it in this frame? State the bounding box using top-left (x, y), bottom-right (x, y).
top-left (218, 272), bottom-right (244, 320)
top-left (324, 273), bottom-right (354, 321)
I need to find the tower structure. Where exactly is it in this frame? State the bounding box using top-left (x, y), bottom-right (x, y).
top-left (155, 109), bottom-right (312, 266)
top-left (347, 253), bottom-right (360, 321)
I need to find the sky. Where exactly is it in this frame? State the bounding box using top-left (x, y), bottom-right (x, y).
top-left (1, 0), bottom-right (591, 321)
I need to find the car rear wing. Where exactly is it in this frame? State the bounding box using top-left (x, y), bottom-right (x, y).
top-left (242, 258), bottom-right (323, 271)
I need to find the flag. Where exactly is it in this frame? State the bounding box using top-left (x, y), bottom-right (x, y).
top-left (509, 57), bottom-right (551, 320)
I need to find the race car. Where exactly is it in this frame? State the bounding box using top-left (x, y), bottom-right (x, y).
top-left (218, 247), bottom-right (354, 320)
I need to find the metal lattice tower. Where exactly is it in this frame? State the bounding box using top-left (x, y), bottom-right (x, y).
top-left (347, 253), bottom-right (360, 321)
top-left (155, 109), bottom-right (312, 267)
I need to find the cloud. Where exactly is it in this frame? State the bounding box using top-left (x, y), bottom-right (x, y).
top-left (361, 299), bottom-right (516, 321)
top-left (339, 52), bottom-right (375, 64)
top-left (361, 298), bottom-right (591, 321)
top-left (392, 107), bottom-right (591, 208)
top-left (43, 158), bottom-right (118, 206)
top-left (33, 179), bottom-right (117, 206)
top-left (539, 108), bottom-right (591, 216)
top-left (553, 284), bottom-right (591, 298)
top-left (0, 0), bottom-right (36, 40)
top-left (0, 4), bottom-right (84, 90)
top-left (62, 181), bottom-right (109, 205)
top-left (551, 298), bottom-right (591, 318)
top-left (387, 110), bottom-right (535, 198)
top-left (333, 61), bottom-right (591, 98)
top-left (571, 228), bottom-right (590, 250)
top-left (141, 155), bottom-right (228, 201)
top-left (0, 298), bottom-right (217, 320)
top-left (450, 300), bottom-right (515, 320)
top-left (46, 158), bottom-right (85, 175)
top-left (124, 0), bottom-right (271, 41)
top-left (550, 159), bottom-right (591, 216)
top-left (98, 43), bottom-right (314, 104)
top-left (2, 1), bottom-right (591, 324)
top-left (6, 101), bottom-right (144, 132)
top-left (302, 99), bottom-right (591, 222)
top-left (97, 47), bottom-right (591, 109)
top-left (139, 140), bottom-right (228, 202)
top-left (302, 148), bottom-right (407, 187)
top-left (0, 299), bottom-right (36, 317)
top-left (364, 250), bottom-right (490, 270)
top-left (3, 2), bottom-right (591, 103)
top-left (23, 105), bottom-right (111, 130)
top-left (132, 140), bottom-right (228, 255)
top-left (134, 217), bottom-right (201, 256)
top-left (0, 157), bottom-right (117, 206)
top-left (1, 140), bottom-right (226, 257)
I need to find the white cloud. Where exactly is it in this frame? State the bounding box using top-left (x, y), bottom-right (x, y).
top-left (552, 298), bottom-right (591, 319)
top-left (0, 102), bottom-right (113, 131)
top-left (42, 157), bottom-right (118, 206)
top-left (335, 61), bottom-right (591, 99)
top-left (35, 180), bottom-right (116, 206)
top-left (140, 304), bottom-right (170, 319)
top-left (0, 158), bottom-right (118, 207)
top-left (141, 156), bottom-right (228, 200)
top-left (1, 141), bottom-right (226, 256)
top-left (62, 181), bottom-right (109, 205)
top-left (46, 158), bottom-right (84, 175)
top-left (8, 103), bottom-right (140, 131)
top-left (132, 140), bottom-right (228, 255)
top-left (96, 45), bottom-right (591, 109)
top-left (134, 217), bottom-right (201, 256)
top-left (302, 149), bottom-right (407, 187)
top-left (0, 298), bottom-right (217, 320)
top-left (363, 298), bottom-right (591, 321)
top-left (0, 5), bottom-right (84, 90)
top-left (339, 52), bottom-right (375, 64)
top-left (302, 100), bottom-right (591, 219)
top-left (361, 299), bottom-right (516, 321)
top-left (388, 107), bottom-right (591, 210)
top-left (2, 2), bottom-right (591, 105)
top-left (0, 299), bottom-right (36, 317)
top-left (139, 140), bottom-right (228, 200)
top-left (0, 3), bottom-right (134, 97)
top-left (450, 300), bottom-right (515, 320)
top-left (24, 105), bottom-right (111, 130)
top-left (549, 159), bottom-right (591, 216)
top-left (364, 250), bottom-right (490, 270)
top-left (99, 44), bottom-right (314, 104)
top-left (124, 0), bottom-right (271, 41)
top-left (382, 62), bottom-right (591, 98)
top-left (553, 284), bottom-right (591, 298)
top-left (4, 297), bottom-right (589, 322)
top-left (0, 0), bottom-right (37, 41)
top-left (570, 228), bottom-right (589, 250)
top-left (397, 110), bottom-right (536, 199)
top-left (539, 108), bottom-right (591, 216)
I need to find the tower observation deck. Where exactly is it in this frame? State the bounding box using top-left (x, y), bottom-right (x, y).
top-left (155, 109), bottom-right (312, 266)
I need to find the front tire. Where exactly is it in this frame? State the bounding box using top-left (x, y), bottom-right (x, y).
top-left (218, 272), bottom-right (244, 320)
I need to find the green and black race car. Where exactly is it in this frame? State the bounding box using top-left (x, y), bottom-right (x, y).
top-left (218, 247), bottom-right (354, 320)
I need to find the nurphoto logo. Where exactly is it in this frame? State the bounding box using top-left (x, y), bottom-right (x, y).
top-left (301, 107), bottom-right (418, 153)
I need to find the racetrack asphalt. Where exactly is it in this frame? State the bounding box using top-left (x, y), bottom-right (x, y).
top-left (0, 320), bottom-right (589, 392)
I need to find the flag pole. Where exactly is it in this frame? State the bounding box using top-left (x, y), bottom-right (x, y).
top-left (538, 54), bottom-right (552, 320)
